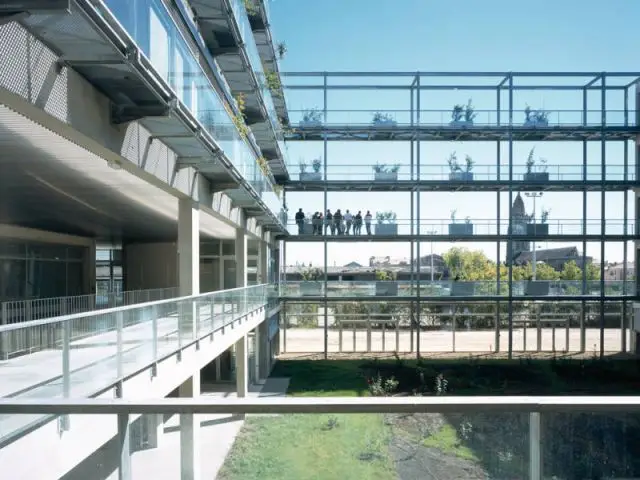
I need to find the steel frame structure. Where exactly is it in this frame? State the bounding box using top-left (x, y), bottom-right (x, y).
top-left (278, 71), bottom-right (640, 359)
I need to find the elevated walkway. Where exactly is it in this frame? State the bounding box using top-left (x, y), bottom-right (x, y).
top-left (0, 284), bottom-right (277, 451)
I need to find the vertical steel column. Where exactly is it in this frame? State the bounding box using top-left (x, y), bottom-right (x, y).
top-left (624, 87), bottom-right (629, 128)
top-left (415, 73), bottom-right (422, 358)
top-left (410, 83), bottom-right (415, 353)
top-left (623, 190), bottom-right (629, 352)
top-left (600, 73), bottom-right (606, 358)
top-left (496, 86), bottom-right (502, 353)
top-left (323, 72), bottom-right (329, 359)
top-left (507, 73), bottom-right (514, 359)
top-left (581, 87), bottom-right (588, 353)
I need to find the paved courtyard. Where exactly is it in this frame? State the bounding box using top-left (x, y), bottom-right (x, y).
top-left (281, 327), bottom-right (629, 354)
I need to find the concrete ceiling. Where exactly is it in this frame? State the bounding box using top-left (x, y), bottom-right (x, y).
top-left (0, 105), bottom-right (236, 242)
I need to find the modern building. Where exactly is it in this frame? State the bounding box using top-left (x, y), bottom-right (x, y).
top-left (0, 2), bottom-right (640, 478)
top-left (280, 71), bottom-right (640, 359)
top-left (0, 0), bottom-right (287, 478)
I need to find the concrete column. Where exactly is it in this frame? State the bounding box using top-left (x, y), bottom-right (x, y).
top-left (235, 334), bottom-right (248, 398)
top-left (179, 371), bottom-right (201, 480)
top-left (178, 198), bottom-right (200, 296)
top-left (235, 227), bottom-right (247, 288)
top-left (144, 414), bottom-right (165, 449)
top-left (258, 320), bottom-right (270, 379)
top-left (254, 328), bottom-right (261, 383)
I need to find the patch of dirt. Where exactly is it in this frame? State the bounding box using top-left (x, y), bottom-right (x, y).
top-left (385, 413), bottom-right (488, 480)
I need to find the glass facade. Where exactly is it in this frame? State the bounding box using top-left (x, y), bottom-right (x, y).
top-left (0, 239), bottom-right (87, 301)
top-left (102, 0), bottom-right (283, 220)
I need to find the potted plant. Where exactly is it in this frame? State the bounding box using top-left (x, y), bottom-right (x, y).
top-left (524, 105), bottom-right (549, 127)
top-left (375, 211), bottom-right (398, 235)
top-left (447, 152), bottom-right (474, 181)
top-left (375, 270), bottom-right (399, 296)
top-left (451, 99), bottom-right (476, 126)
top-left (372, 112), bottom-right (397, 127)
top-left (526, 208), bottom-right (550, 236)
top-left (300, 266), bottom-right (323, 296)
top-left (451, 275), bottom-right (476, 296)
top-left (373, 163), bottom-right (401, 181)
top-left (526, 279), bottom-right (550, 296)
top-left (299, 158), bottom-right (323, 181)
top-left (523, 148), bottom-right (550, 182)
top-left (299, 108), bottom-right (322, 128)
top-left (448, 210), bottom-right (474, 236)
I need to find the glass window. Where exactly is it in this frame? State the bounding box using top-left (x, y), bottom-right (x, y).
top-left (201, 240), bottom-right (221, 256)
top-left (26, 243), bottom-right (68, 260)
top-left (149, 3), bottom-right (170, 84)
top-left (174, 48), bottom-right (186, 103)
top-left (66, 263), bottom-right (84, 296)
top-left (0, 259), bottom-right (25, 300)
top-left (27, 260), bottom-right (67, 298)
top-left (0, 240), bottom-right (24, 257)
top-left (222, 241), bottom-right (235, 256)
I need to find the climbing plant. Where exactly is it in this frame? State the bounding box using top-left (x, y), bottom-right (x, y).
top-left (231, 93), bottom-right (250, 139)
top-left (264, 69), bottom-right (283, 97)
top-left (256, 155), bottom-right (270, 177)
top-left (243, 0), bottom-right (260, 16)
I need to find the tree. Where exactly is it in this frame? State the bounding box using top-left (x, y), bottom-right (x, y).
top-left (560, 260), bottom-right (582, 281)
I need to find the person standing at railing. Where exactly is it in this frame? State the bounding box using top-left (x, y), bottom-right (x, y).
top-left (295, 208), bottom-right (305, 235)
top-left (364, 211), bottom-right (372, 235)
top-left (354, 211), bottom-right (363, 235)
top-left (334, 209), bottom-right (343, 235)
top-left (315, 212), bottom-right (324, 235)
top-left (344, 209), bottom-right (353, 235)
top-left (325, 209), bottom-right (334, 235)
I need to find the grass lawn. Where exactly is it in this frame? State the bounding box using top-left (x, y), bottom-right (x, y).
top-left (218, 357), bottom-right (640, 480)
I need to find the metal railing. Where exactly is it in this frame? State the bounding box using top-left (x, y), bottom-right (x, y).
top-left (1, 396), bottom-right (639, 480)
top-left (287, 218), bottom-right (634, 236)
top-left (0, 287), bottom-right (179, 326)
top-left (280, 280), bottom-right (635, 297)
top-left (0, 284), bottom-right (275, 443)
top-left (289, 108), bottom-right (640, 127)
top-left (288, 162), bottom-right (636, 182)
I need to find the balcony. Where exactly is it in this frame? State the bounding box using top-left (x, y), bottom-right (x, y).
top-left (190, 0), bottom-right (289, 178)
top-left (285, 162), bottom-right (636, 192)
top-left (279, 280), bottom-right (635, 299)
top-left (15, 0), bottom-right (284, 230)
top-left (285, 218), bottom-right (634, 241)
top-left (286, 109), bottom-right (640, 141)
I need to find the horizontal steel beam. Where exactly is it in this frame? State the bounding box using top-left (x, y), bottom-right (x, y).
top-left (281, 71), bottom-right (640, 78)
top-left (0, 0), bottom-right (69, 13)
top-left (0, 396), bottom-right (639, 415)
top-left (283, 85), bottom-right (626, 91)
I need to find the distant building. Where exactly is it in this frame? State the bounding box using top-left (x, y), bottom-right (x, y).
top-left (605, 262), bottom-right (635, 280)
top-left (509, 193), bottom-right (591, 271)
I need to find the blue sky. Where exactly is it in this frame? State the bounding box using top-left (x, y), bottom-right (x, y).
top-left (269, 0), bottom-right (640, 266)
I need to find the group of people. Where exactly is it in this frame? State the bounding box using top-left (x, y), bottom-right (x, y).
top-left (294, 209), bottom-right (373, 236)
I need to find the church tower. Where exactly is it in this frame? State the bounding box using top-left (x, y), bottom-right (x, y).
top-left (508, 193), bottom-right (530, 262)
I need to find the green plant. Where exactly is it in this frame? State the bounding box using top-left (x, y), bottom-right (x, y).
top-left (450, 209), bottom-right (457, 223)
top-left (541, 208), bottom-right (550, 224)
top-left (232, 93), bottom-right (249, 139)
top-left (312, 158), bottom-right (322, 173)
top-left (375, 211), bottom-right (397, 224)
top-left (256, 156), bottom-right (269, 177)
top-left (373, 163), bottom-right (400, 174)
top-left (464, 155), bottom-right (474, 172)
top-left (299, 161), bottom-right (308, 173)
top-left (375, 270), bottom-right (397, 281)
top-left (273, 184), bottom-right (283, 198)
top-left (277, 42), bottom-right (287, 60)
top-left (264, 69), bottom-right (283, 97)
top-left (243, 0), bottom-right (259, 16)
top-left (301, 266), bottom-right (323, 281)
top-left (447, 152), bottom-right (461, 172)
top-left (464, 99), bottom-right (476, 122)
top-left (366, 373), bottom-right (399, 396)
